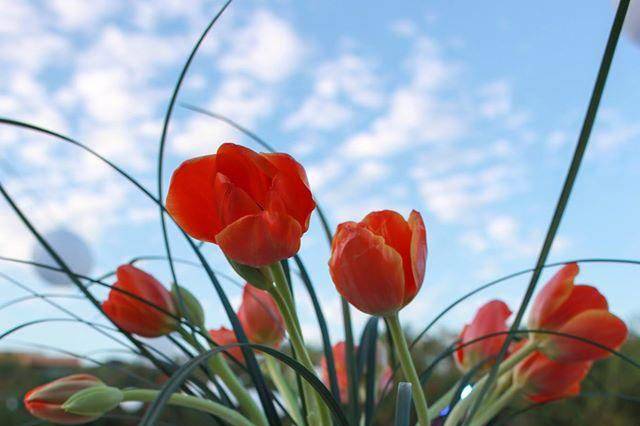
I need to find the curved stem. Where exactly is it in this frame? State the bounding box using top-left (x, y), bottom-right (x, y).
top-left (265, 354), bottom-right (304, 425)
top-left (444, 340), bottom-right (537, 426)
top-left (468, 385), bottom-right (521, 426)
top-left (386, 314), bottom-right (429, 426)
top-left (122, 389), bottom-right (253, 426)
top-left (178, 328), bottom-right (267, 426)
top-left (264, 264), bottom-right (331, 426)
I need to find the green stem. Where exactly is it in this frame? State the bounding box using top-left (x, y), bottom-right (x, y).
top-left (386, 314), bottom-right (430, 426)
top-left (264, 263), bottom-right (331, 426)
top-left (444, 340), bottom-right (537, 426)
top-left (467, 385), bottom-right (521, 426)
top-left (265, 355), bottom-right (303, 425)
top-left (122, 389), bottom-right (253, 426)
top-left (178, 328), bottom-right (268, 426)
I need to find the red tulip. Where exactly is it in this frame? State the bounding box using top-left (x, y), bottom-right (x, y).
top-left (209, 327), bottom-right (244, 363)
top-left (166, 143), bottom-right (315, 267)
top-left (329, 210), bottom-right (427, 316)
top-left (237, 284), bottom-right (284, 347)
top-left (454, 300), bottom-right (512, 373)
top-left (321, 341), bottom-right (352, 404)
top-left (514, 351), bottom-right (591, 403)
top-left (528, 263), bottom-right (628, 362)
top-left (102, 265), bottom-right (178, 338)
top-left (24, 374), bottom-right (104, 425)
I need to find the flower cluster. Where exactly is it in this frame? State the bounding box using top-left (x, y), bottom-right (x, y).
top-left (21, 143), bottom-right (629, 426)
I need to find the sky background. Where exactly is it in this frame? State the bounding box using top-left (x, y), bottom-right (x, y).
top-left (1, 0), bottom-right (639, 360)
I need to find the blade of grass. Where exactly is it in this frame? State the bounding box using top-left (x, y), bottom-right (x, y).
top-left (140, 343), bottom-right (349, 426)
top-left (465, 2), bottom-right (631, 422)
top-left (394, 382), bottom-right (413, 426)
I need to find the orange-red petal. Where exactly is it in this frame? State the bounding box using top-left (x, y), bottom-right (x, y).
top-left (213, 173), bottom-right (261, 227)
top-left (547, 309), bottom-right (628, 362)
top-left (329, 222), bottom-right (405, 316)
top-left (215, 211), bottom-right (302, 267)
top-left (528, 263), bottom-right (578, 329)
top-left (541, 285), bottom-right (608, 330)
top-left (407, 210), bottom-right (427, 305)
top-left (166, 155), bottom-right (220, 242)
top-left (216, 143), bottom-right (275, 207)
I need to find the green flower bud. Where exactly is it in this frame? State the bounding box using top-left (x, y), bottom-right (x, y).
top-left (171, 284), bottom-right (205, 328)
top-left (62, 386), bottom-right (123, 417)
top-left (226, 257), bottom-right (270, 290)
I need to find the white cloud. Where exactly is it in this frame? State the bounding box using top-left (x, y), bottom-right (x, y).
top-left (478, 81), bottom-right (512, 119)
top-left (341, 36), bottom-right (465, 158)
top-left (284, 53), bottom-right (383, 131)
top-left (218, 9), bottom-right (305, 83)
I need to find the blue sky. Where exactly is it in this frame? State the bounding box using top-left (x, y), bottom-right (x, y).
top-left (1, 0), bottom-right (639, 359)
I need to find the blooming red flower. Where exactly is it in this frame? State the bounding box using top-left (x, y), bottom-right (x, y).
top-left (329, 210), bottom-right (427, 316)
top-left (166, 143), bottom-right (315, 267)
top-left (102, 265), bottom-right (178, 338)
top-left (514, 351), bottom-right (591, 403)
top-left (528, 263), bottom-right (628, 362)
top-left (24, 374), bottom-right (104, 425)
top-left (454, 300), bottom-right (512, 373)
top-left (321, 341), bottom-right (352, 404)
top-left (209, 327), bottom-right (244, 363)
top-left (237, 284), bottom-right (284, 347)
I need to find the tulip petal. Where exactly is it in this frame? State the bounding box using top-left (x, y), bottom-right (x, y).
top-left (408, 210), bottom-right (427, 305)
top-left (238, 285), bottom-right (284, 346)
top-left (116, 265), bottom-right (175, 309)
top-left (166, 154), bottom-right (221, 242)
top-left (528, 263), bottom-right (579, 329)
top-left (216, 143), bottom-right (276, 207)
top-left (466, 300), bottom-right (512, 360)
top-left (516, 352), bottom-right (591, 399)
top-left (542, 285), bottom-right (608, 330)
top-left (548, 309), bottom-right (628, 362)
top-left (209, 327), bottom-right (244, 363)
top-left (329, 222), bottom-right (405, 316)
top-left (213, 173), bottom-right (261, 227)
top-left (263, 153), bottom-right (316, 231)
top-left (361, 211), bottom-right (414, 302)
top-left (215, 211), bottom-right (302, 267)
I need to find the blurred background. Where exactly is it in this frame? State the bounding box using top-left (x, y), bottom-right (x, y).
top-left (1, 0), bottom-right (639, 424)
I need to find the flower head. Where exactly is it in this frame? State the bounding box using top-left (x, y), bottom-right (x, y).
top-left (514, 351), bottom-right (591, 403)
top-left (209, 326), bottom-right (244, 363)
top-left (166, 143), bottom-right (315, 267)
top-left (454, 300), bottom-right (512, 373)
top-left (329, 210), bottom-right (427, 316)
top-left (24, 374), bottom-right (105, 425)
top-left (102, 265), bottom-right (178, 337)
top-left (528, 263), bottom-right (627, 362)
top-left (237, 284), bottom-right (284, 347)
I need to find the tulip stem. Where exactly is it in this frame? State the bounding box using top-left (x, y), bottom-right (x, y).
top-left (444, 340), bottom-right (538, 426)
top-left (264, 354), bottom-right (304, 425)
top-left (467, 384), bottom-right (521, 426)
top-left (178, 328), bottom-right (268, 426)
top-left (386, 314), bottom-right (430, 426)
top-left (263, 263), bottom-right (332, 426)
top-left (121, 389), bottom-right (254, 426)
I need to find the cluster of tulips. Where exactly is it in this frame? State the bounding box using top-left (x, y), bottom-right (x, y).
top-left (22, 144), bottom-right (628, 425)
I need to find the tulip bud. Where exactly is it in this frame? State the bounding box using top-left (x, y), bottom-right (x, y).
top-left (227, 257), bottom-right (270, 290)
top-left (24, 374), bottom-right (105, 425)
top-left (62, 386), bottom-right (123, 417)
top-left (171, 283), bottom-right (205, 328)
top-left (102, 265), bottom-right (178, 338)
